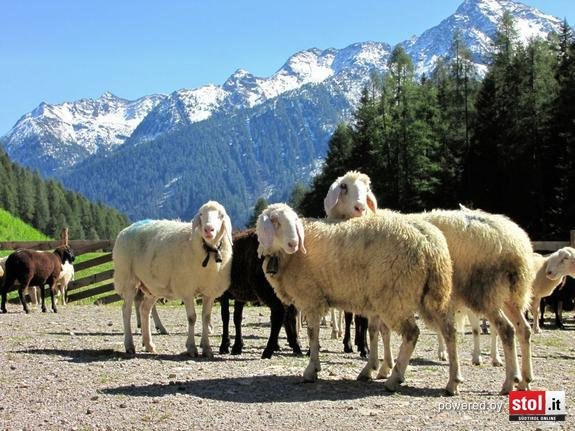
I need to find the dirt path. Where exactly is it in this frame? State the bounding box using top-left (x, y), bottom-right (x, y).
top-left (0, 304), bottom-right (573, 430)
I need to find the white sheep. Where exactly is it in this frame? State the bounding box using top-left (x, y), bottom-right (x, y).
top-left (324, 170), bottom-right (534, 394)
top-left (256, 203), bottom-right (462, 395)
top-left (467, 247), bottom-right (575, 366)
top-left (113, 200), bottom-right (233, 357)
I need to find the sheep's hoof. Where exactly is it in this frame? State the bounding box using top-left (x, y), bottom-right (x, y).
top-left (383, 378), bottom-right (401, 393)
top-left (125, 346), bottom-right (136, 356)
top-left (445, 385), bottom-right (460, 396)
top-left (438, 351), bottom-right (448, 361)
top-left (186, 347), bottom-right (199, 357)
top-left (533, 327), bottom-right (541, 335)
top-left (330, 330), bottom-right (338, 339)
top-left (471, 356), bottom-right (482, 366)
top-left (156, 327), bottom-right (169, 335)
top-left (231, 342), bottom-right (243, 355)
top-left (261, 349), bottom-right (273, 359)
top-left (517, 381), bottom-right (531, 391)
top-left (292, 346), bottom-right (303, 357)
top-left (219, 342), bottom-right (230, 355)
top-left (492, 357), bottom-right (503, 367)
top-left (357, 368), bottom-right (373, 382)
top-left (144, 344), bottom-right (156, 353)
top-left (202, 348), bottom-right (213, 359)
top-left (303, 370), bottom-right (318, 383)
top-left (376, 366), bottom-right (392, 380)
top-left (343, 343), bottom-right (353, 353)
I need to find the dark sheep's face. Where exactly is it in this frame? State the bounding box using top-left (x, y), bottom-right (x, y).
top-left (55, 246), bottom-right (76, 264)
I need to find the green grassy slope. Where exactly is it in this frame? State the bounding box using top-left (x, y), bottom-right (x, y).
top-left (0, 209), bottom-right (51, 242)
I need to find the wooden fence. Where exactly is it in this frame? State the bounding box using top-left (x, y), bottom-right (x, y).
top-left (0, 231), bottom-right (574, 305)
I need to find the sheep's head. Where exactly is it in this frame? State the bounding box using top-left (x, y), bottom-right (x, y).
top-left (54, 245), bottom-right (75, 264)
top-left (323, 170), bottom-right (378, 220)
top-left (192, 201), bottom-right (233, 246)
top-left (545, 247), bottom-right (575, 280)
top-left (256, 203), bottom-right (306, 256)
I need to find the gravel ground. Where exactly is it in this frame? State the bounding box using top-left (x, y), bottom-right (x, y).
top-left (0, 304), bottom-right (573, 431)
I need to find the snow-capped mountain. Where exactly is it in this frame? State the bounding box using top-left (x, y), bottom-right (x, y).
top-left (1, 92), bottom-right (165, 173)
top-left (0, 0), bottom-right (565, 223)
top-left (404, 0), bottom-right (562, 75)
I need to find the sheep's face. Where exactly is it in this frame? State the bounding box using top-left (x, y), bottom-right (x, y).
top-left (55, 246), bottom-right (75, 264)
top-left (256, 204), bottom-right (306, 256)
top-left (323, 171), bottom-right (377, 220)
top-left (193, 201), bottom-right (233, 245)
top-left (545, 247), bottom-right (575, 280)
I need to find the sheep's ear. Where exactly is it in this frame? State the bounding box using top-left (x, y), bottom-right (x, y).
top-left (367, 190), bottom-right (378, 214)
top-left (296, 217), bottom-right (307, 254)
top-left (192, 212), bottom-right (202, 231)
top-left (257, 214), bottom-right (275, 251)
top-left (324, 180), bottom-right (341, 216)
top-left (224, 214), bottom-right (233, 245)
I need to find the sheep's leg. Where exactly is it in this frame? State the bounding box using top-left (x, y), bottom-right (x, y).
top-left (18, 285), bottom-right (31, 314)
top-left (539, 299), bottom-right (546, 329)
top-left (184, 299), bottom-right (198, 357)
top-left (149, 305), bottom-right (168, 334)
top-left (504, 303), bottom-right (533, 391)
top-left (467, 312), bottom-right (482, 365)
top-left (384, 317), bottom-right (420, 393)
top-left (530, 298), bottom-right (541, 334)
top-left (219, 294), bottom-right (231, 354)
top-left (262, 299), bottom-right (284, 359)
top-left (39, 283), bottom-right (47, 313)
top-left (555, 301), bottom-right (565, 329)
top-left (121, 294), bottom-right (136, 355)
top-left (435, 313), bottom-right (462, 396)
top-left (139, 295), bottom-right (157, 353)
top-left (355, 315), bottom-right (369, 358)
top-left (377, 322), bottom-right (394, 379)
top-left (342, 312), bottom-right (353, 353)
top-left (358, 317), bottom-right (380, 381)
top-left (486, 308), bottom-right (519, 395)
top-left (0, 278), bottom-right (9, 313)
top-left (303, 312), bottom-right (322, 382)
top-left (437, 333), bottom-right (447, 361)
top-left (200, 295), bottom-right (214, 358)
top-left (330, 309), bottom-right (338, 339)
top-left (134, 291), bottom-right (143, 329)
top-left (48, 281), bottom-right (58, 313)
top-left (231, 300), bottom-right (245, 355)
top-left (284, 305), bottom-right (303, 356)
top-left (490, 330), bottom-right (502, 366)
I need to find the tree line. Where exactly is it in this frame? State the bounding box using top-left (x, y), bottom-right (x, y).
top-left (296, 13), bottom-right (575, 241)
top-left (0, 147), bottom-right (130, 240)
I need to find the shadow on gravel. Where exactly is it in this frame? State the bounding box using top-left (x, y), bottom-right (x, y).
top-left (13, 348), bottom-right (254, 363)
top-left (102, 375), bottom-right (448, 402)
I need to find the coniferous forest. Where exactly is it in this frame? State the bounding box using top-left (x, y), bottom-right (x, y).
top-left (0, 147), bottom-right (129, 239)
top-left (298, 14), bottom-right (575, 241)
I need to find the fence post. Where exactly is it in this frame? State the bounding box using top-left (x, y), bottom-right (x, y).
top-left (571, 230), bottom-right (575, 247)
top-left (60, 227), bottom-right (69, 246)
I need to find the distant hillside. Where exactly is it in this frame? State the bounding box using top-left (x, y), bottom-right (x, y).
top-left (0, 208), bottom-right (50, 241)
top-left (0, 147), bottom-right (129, 240)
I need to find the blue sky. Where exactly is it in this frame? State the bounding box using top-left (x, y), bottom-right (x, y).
top-left (0, 0), bottom-right (573, 135)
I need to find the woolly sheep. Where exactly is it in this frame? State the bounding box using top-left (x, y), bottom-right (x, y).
top-left (325, 170), bottom-right (535, 394)
top-left (256, 203), bottom-right (462, 395)
top-left (112, 200), bottom-right (233, 356)
top-left (1, 246), bottom-right (76, 314)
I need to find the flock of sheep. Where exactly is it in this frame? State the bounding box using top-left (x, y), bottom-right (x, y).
top-left (2, 170), bottom-right (575, 397)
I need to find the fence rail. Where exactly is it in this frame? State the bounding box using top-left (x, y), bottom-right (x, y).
top-left (0, 231), bottom-right (574, 305)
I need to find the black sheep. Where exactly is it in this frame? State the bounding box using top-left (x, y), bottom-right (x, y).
top-left (219, 229), bottom-right (302, 359)
top-left (539, 277), bottom-right (575, 329)
top-left (1, 246), bottom-right (75, 314)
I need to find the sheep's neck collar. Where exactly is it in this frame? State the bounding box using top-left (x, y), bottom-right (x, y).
top-left (202, 239), bottom-right (223, 267)
top-left (265, 254), bottom-right (280, 275)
